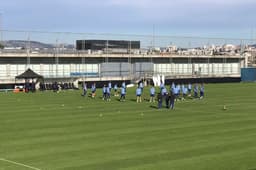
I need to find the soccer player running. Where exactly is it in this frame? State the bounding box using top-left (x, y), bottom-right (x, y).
top-left (120, 86), bottom-right (126, 102)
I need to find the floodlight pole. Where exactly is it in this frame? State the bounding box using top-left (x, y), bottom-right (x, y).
top-left (106, 40), bottom-right (109, 63)
top-left (0, 12), bottom-right (2, 41)
top-left (55, 38), bottom-right (59, 78)
top-left (129, 40), bottom-right (132, 81)
top-left (153, 24), bottom-right (155, 50)
top-left (26, 32), bottom-right (31, 69)
top-left (82, 39), bottom-right (86, 81)
top-left (0, 11), bottom-right (3, 47)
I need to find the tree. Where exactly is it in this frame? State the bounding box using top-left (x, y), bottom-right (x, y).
top-left (0, 43), bottom-right (4, 49)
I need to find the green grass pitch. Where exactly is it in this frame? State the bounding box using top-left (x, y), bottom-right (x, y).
top-left (1, 83), bottom-right (256, 170)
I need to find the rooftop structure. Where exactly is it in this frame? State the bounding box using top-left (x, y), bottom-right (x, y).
top-left (76, 40), bottom-right (140, 51)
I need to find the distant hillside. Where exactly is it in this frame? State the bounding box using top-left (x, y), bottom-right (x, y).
top-left (3, 40), bottom-right (74, 49)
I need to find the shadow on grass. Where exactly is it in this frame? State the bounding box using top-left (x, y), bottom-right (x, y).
top-left (149, 105), bottom-right (158, 109)
top-left (114, 98), bottom-right (123, 102)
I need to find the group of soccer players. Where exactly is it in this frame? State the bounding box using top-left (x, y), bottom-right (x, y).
top-left (155, 81), bottom-right (205, 109)
top-left (82, 81), bottom-right (126, 101)
top-left (81, 80), bottom-right (205, 109)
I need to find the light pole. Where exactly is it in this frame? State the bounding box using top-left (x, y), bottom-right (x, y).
top-left (26, 32), bottom-right (31, 69)
top-left (0, 11), bottom-right (3, 46)
top-left (153, 24), bottom-right (155, 50)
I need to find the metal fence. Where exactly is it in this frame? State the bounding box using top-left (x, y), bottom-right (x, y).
top-left (0, 29), bottom-right (255, 52)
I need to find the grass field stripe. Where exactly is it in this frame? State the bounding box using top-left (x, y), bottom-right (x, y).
top-left (0, 158), bottom-right (42, 170)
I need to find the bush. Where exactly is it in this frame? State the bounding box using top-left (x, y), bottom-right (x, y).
top-left (0, 43), bottom-right (4, 49)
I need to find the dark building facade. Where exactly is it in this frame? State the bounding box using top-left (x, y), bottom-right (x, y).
top-left (76, 40), bottom-right (140, 50)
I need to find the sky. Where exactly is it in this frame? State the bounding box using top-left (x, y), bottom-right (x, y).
top-left (1, 0), bottom-right (256, 40)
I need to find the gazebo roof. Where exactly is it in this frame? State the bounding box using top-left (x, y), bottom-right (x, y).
top-left (15, 68), bottom-right (43, 79)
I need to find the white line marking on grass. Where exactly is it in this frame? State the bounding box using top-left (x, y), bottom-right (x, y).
top-left (0, 158), bottom-right (42, 170)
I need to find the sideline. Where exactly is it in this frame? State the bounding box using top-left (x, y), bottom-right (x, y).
top-left (0, 158), bottom-right (42, 170)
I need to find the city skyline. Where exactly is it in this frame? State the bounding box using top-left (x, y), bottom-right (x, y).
top-left (1, 0), bottom-right (256, 39)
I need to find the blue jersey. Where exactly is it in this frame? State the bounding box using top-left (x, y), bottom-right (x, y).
top-left (160, 82), bottom-right (165, 89)
top-left (200, 86), bottom-right (204, 93)
top-left (182, 87), bottom-right (188, 94)
top-left (150, 87), bottom-right (155, 95)
top-left (173, 87), bottom-right (179, 95)
top-left (106, 87), bottom-right (110, 94)
top-left (161, 88), bottom-right (167, 95)
top-left (194, 85), bottom-right (198, 92)
top-left (136, 88), bottom-right (142, 95)
top-left (114, 84), bottom-right (118, 90)
top-left (139, 82), bottom-right (143, 89)
top-left (122, 82), bottom-right (126, 88)
top-left (91, 84), bottom-right (96, 92)
top-left (102, 86), bottom-right (106, 93)
top-left (177, 85), bottom-right (181, 93)
top-left (188, 84), bottom-right (192, 90)
top-left (171, 82), bottom-right (175, 90)
top-left (83, 84), bottom-right (87, 91)
top-left (121, 87), bottom-right (126, 95)
top-left (181, 84), bottom-right (185, 91)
